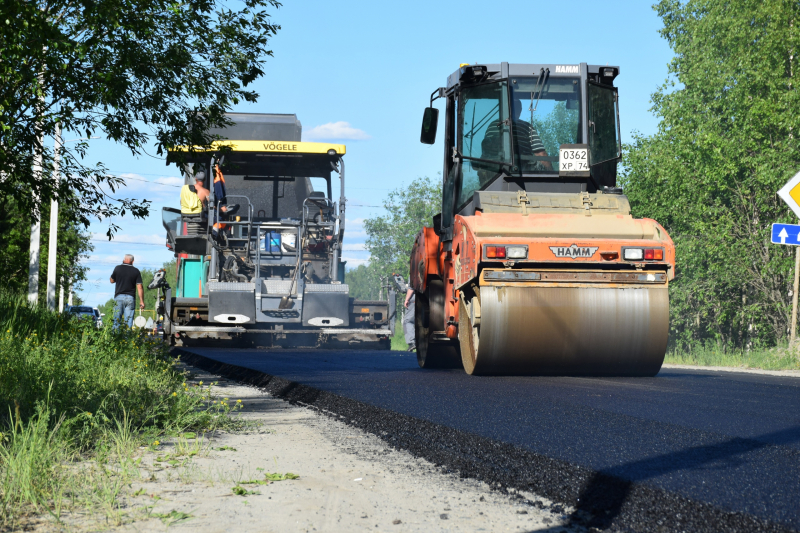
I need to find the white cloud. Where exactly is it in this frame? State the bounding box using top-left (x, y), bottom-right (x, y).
top-left (344, 218), bottom-right (367, 239)
top-left (304, 122), bottom-right (371, 141)
top-left (342, 257), bottom-right (369, 267)
top-left (342, 243), bottom-right (365, 252)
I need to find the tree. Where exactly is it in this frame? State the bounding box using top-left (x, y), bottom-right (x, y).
top-left (345, 263), bottom-right (384, 301)
top-left (622, 0), bottom-right (800, 347)
top-left (0, 191), bottom-right (91, 299)
top-left (0, 0), bottom-right (281, 233)
top-left (346, 177), bottom-right (441, 301)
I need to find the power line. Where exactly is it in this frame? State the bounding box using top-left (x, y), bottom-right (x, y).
top-left (116, 174), bottom-right (181, 187)
top-left (91, 239), bottom-right (165, 246)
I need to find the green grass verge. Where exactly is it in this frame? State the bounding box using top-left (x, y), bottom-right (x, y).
top-left (664, 342), bottom-right (800, 370)
top-left (0, 293), bottom-right (240, 528)
top-left (391, 319), bottom-right (408, 351)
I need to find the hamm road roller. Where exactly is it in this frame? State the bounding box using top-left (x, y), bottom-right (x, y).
top-left (411, 63), bottom-right (675, 375)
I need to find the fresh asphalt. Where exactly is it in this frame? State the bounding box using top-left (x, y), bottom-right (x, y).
top-left (180, 347), bottom-right (800, 532)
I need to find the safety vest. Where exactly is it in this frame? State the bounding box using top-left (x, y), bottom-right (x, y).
top-left (180, 184), bottom-right (203, 214)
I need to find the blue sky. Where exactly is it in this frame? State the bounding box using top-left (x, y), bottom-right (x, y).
top-left (76, 0), bottom-right (674, 306)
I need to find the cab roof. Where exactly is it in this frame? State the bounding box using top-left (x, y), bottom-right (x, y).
top-left (446, 62), bottom-right (620, 89)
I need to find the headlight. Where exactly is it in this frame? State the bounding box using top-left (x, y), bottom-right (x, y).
top-left (623, 248), bottom-right (643, 260)
top-left (506, 246), bottom-right (527, 259)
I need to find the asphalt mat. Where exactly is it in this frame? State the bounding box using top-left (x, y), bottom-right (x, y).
top-left (177, 347), bottom-right (800, 532)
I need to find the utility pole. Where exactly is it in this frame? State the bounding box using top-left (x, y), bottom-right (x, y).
top-left (27, 75), bottom-right (45, 306)
top-left (46, 122), bottom-right (62, 311)
top-left (27, 132), bottom-right (44, 306)
top-left (58, 280), bottom-right (64, 312)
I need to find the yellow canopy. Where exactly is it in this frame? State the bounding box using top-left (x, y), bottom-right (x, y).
top-left (170, 140), bottom-right (346, 155)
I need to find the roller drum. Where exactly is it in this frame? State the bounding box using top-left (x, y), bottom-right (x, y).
top-left (461, 285), bottom-right (668, 376)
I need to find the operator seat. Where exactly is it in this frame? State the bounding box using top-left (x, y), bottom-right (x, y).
top-left (305, 191), bottom-right (333, 224)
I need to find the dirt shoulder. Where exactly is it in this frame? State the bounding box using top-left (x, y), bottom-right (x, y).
top-left (113, 364), bottom-right (580, 533)
top-left (661, 363), bottom-right (800, 378)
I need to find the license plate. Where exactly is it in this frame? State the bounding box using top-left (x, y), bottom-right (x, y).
top-left (559, 147), bottom-right (590, 174)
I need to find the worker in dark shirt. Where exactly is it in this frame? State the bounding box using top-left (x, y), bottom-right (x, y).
top-left (110, 254), bottom-right (144, 328)
top-left (479, 98), bottom-right (553, 174)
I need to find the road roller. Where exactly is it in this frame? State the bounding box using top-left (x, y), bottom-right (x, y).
top-left (410, 62), bottom-right (675, 375)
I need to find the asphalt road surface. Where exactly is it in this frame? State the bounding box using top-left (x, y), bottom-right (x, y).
top-left (181, 347), bottom-right (800, 531)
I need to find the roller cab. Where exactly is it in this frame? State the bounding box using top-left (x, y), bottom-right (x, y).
top-left (411, 63), bottom-right (675, 375)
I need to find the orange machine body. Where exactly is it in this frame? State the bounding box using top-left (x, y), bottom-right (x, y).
top-left (410, 210), bottom-right (676, 340)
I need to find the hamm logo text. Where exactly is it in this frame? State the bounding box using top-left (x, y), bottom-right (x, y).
top-left (549, 244), bottom-right (598, 258)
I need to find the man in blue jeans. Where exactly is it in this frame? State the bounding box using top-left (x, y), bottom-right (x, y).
top-left (110, 254), bottom-right (145, 328)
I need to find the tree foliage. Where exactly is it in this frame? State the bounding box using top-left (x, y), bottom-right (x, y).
top-left (345, 177), bottom-right (441, 300)
top-left (0, 192), bottom-right (92, 300)
top-left (622, 0), bottom-right (800, 347)
top-left (0, 0), bottom-right (281, 233)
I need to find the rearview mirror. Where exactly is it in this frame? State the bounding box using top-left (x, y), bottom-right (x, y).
top-left (420, 107), bottom-right (439, 145)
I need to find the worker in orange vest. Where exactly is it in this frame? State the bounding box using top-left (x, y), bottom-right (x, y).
top-left (212, 164), bottom-right (239, 238)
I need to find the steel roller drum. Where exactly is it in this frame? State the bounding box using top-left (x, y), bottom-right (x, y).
top-left (460, 285), bottom-right (669, 376)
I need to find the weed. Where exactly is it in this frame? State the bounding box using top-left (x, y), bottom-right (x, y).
top-left (231, 485), bottom-right (260, 496)
top-left (263, 472), bottom-right (299, 481)
top-left (151, 509), bottom-right (193, 526)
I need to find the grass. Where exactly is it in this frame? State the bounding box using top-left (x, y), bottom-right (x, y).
top-left (0, 292), bottom-right (242, 528)
top-left (391, 319), bottom-right (409, 351)
top-left (664, 341), bottom-right (800, 370)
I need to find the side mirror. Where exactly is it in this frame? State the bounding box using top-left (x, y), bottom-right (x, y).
top-left (101, 313), bottom-right (106, 317)
top-left (420, 107), bottom-right (439, 145)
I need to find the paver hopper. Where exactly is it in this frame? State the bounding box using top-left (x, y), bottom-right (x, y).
top-left (410, 63), bottom-right (675, 375)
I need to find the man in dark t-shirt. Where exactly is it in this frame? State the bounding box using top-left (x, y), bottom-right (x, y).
top-left (109, 254), bottom-right (144, 328)
top-left (480, 98), bottom-right (553, 174)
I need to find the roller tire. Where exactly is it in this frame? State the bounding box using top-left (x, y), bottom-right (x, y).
top-left (415, 279), bottom-right (461, 369)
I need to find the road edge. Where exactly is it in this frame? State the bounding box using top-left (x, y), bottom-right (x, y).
top-left (662, 363), bottom-right (800, 378)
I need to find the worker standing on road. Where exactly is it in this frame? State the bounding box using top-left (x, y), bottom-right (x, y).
top-left (404, 288), bottom-right (416, 352)
top-left (110, 254), bottom-right (145, 329)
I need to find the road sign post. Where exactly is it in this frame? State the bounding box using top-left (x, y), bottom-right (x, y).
top-left (775, 170), bottom-right (800, 346)
top-left (793, 249), bottom-right (800, 344)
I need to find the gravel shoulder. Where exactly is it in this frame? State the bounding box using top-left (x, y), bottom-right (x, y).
top-left (661, 363), bottom-right (800, 377)
top-left (115, 364), bottom-right (580, 533)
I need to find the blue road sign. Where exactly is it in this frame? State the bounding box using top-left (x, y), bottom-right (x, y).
top-left (771, 223), bottom-right (800, 245)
